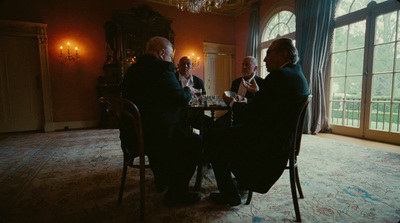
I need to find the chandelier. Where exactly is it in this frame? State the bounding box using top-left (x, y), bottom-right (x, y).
top-left (170, 0), bottom-right (228, 13)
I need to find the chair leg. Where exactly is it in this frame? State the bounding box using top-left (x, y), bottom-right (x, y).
top-left (140, 161), bottom-right (145, 221)
top-left (290, 165), bottom-right (302, 222)
top-left (295, 166), bottom-right (304, 199)
top-left (118, 164), bottom-right (128, 204)
top-left (194, 163), bottom-right (203, 191)
top-left (245, 191), bottom-right (253, 205)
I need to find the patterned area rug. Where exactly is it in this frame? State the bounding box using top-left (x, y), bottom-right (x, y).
top-left (0, 129), bottom-right (399, 223)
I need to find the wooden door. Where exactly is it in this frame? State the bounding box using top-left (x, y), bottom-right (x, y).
top-left (204, 42), bottom-right (235, 118)
top-left (204, 42), bottom-right (235, 97)
top-left (0, 36), bottom-right (44, 133)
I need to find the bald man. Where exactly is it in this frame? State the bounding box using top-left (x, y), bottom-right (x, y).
top-left (121, 36), bottom-right (202, 207)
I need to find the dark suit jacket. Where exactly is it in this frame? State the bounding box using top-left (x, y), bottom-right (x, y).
top-left (121, 55), bottom-right (192, 154)
top-left (230, 75), bottom-right (263, 103)
top-left (229, 63), bottom-right (310, 193)
top-left (175, 72), bottom-right (206, 95)
top-left (175, 72), bottom-right (208, 128)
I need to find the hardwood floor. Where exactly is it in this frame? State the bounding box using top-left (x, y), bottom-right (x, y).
top-left (316, 133), bottom-right (400, 154)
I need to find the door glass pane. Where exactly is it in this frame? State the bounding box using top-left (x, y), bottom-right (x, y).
top-left (370, 74), bottom-right (393, 131)
top-left (391, 103), bottom-right (400, 132)
top-left (398, 11), bottom-right (400, 41)
top-left (345, 76), bottom-right (362, 127)
top-left (375, 11), bottom-right (397, 44)
top-left (370, 102), bottom-right (391, 131)
top-left (393, 73), bottom-right (400, 132)
top-left (331, 101), bottom-right (342, 124)
top-left (346, 76), bottom-right (362, 98)
top-left (330, 77), bottom-right (345, 125)
top-left (371, 74), bottom-right (393, 101)
top-left (391, 73), bottom-right (400, 132)
top-left (394, 73), bottom-right (400, 102)
top-left (347, 49), bottom-right (364, 75)
top-left (332, 52), bottom-right (347, 77)
top-left (348, 21), bottom-right (366, 49)
top-left (373, 43), bottom-right (395, 73)
top-left (333, 26), bottom-right (348, 52)
top-left (344, 101), bottom-right (361, 127)
top-left (331, 77), bottom-right (345, 100)
top-left (396, 44), bottom-right (400, 72)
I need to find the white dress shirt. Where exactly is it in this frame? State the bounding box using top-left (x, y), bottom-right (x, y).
top-left (236, 74), bottom-right (256, 103)
top-left (179, 73), bottom-right (194, 88)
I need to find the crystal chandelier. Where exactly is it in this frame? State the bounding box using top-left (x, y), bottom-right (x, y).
top-left (170, 0), bottom-right (228, 13)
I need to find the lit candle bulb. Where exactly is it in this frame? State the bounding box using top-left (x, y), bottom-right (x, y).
top-left (60, 46), bottom-right (63, 56)
top-left (67, 42), bottom-right (70, 56)
top-left (75, 47), bottom-right (78, 57)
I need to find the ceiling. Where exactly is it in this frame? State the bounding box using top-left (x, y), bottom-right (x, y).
top-left (144, 0), bottom-right (259, 16)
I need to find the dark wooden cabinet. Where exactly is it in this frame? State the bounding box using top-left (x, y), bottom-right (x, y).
top-left (101, 5), bottom-right (175, 83)
top-left (98, 5), bottom-right (175, 128)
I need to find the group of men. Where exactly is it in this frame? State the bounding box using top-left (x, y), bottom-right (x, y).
top-left (121, 36), bottom-right (310, 207)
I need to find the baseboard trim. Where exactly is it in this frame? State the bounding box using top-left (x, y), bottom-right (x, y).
top-left (48, 120), bottom-right (99, 132)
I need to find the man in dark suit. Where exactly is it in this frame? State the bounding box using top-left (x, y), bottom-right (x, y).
top-left (176, 56), bottom-right (206, 95)
top-left (230, 56), bottom-right (263, 104)
top-left (207, 38), bottom-right (310, 206)
top-left (121, 36), bottom-right (202, 206)
top-left (216, 56), bottom-right (263, 126)
top-left (175, 56), bottom-right (210, 129)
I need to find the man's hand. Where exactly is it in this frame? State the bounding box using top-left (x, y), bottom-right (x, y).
top-left (242, 78), bottom-right (259, 94)
top-left (223, 94), bottom-right (234, 106)
top-left (236, 95), bottom-right (246, 102)
top-left (188, 86), bottom-right (200, 95)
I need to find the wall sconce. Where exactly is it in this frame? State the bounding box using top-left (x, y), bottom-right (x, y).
top-left (188, 53), bottom-right (200, 70)
top-left (59, 42), bottom-right (79, 62)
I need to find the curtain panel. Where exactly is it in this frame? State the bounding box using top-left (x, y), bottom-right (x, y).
top-left (295, 0), bottom-right (338, 134)
top-left (245, 2), bottom-right (260, 58)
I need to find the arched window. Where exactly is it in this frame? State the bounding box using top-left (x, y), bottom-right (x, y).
top-left (259, 8), bottom-right (295, 78)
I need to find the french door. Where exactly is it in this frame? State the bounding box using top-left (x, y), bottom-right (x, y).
top-left (329, 2), bottom-right (400, 144)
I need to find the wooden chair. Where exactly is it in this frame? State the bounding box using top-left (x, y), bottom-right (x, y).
top-left (245, 95), bottom-right (312, 222)
top-left (99, 97), bottom-right (150, 221)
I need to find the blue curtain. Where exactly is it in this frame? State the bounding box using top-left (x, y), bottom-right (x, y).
top-left (296, 0), bottom-right (338, 134)
top-left (245, 2), bottom-right (260, 58)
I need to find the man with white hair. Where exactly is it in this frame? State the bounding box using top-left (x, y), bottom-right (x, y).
top-left (232, 56), bottom-right (263, 103)
top-left (121, 36), bottom-right (202, 207)
top-left (216, 56), bottom-right (263, 126)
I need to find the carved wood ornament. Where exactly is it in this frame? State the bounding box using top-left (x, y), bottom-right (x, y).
top-left (102, 5), bottom-right (175, 83)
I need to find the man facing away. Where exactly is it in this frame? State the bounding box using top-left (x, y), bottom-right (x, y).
top-left (120, 36), bottom-right (202, 206)
top-left (206, 38), bottom-right (310, 206)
